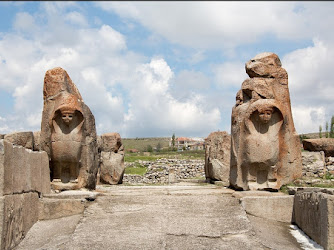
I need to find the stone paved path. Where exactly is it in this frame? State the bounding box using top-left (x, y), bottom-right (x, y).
top-left (17, 183), bottom-right (301, 250)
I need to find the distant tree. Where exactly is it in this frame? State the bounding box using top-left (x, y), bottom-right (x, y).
top-left (331, 115), bottom-right (334, 138)
top-left (156, 142), bottom-right (162, 152)
top-left (172, 133), bottom-right (175, 148)
top-left (319, 125), bottom-right (323, 138)
top-left (147, 145), bottom-right (153, 152)
top-left (326, 121), bottom-right (329, 138)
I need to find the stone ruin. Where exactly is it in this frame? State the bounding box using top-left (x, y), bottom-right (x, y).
top-left (230, 52), bottom-right (302, 191)
top-left (204, 131), bottom-right (230, 185)
top-left (98, 133), bottom-right (125, 185)
top-left (39, 67), bottom-right (99, 191)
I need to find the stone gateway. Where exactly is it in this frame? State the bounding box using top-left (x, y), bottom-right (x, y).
top-left (230, 52), bottom-right (302, 191)
top-left (40, 67), bottom-right (99, 191)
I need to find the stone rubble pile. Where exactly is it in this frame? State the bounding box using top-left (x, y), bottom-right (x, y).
top-left (123, 158), bottom-right (205, 184)
top-left (299, 151), bottom-right (334, 186)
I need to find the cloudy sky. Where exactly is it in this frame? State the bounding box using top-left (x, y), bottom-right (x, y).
top-left (0, 1), bottom-right (333, 138)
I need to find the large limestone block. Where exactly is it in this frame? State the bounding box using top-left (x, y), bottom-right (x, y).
top-left (38, 198), bottom-right (85, 220)
top-left (33, 131), bottom-right (41, 151)
top-left (40, 67), bottom-right (98, 191)
top-left (100, 151), bottom-right (125, 184)
top-left (4, 131), bottom-right (34, 150)
top-left (0, 193), bottom-right (39, 250)
top-left (303, 138), bottom-right (334, 157)
top-left (204, 131), bottom-right (230, 184)
top-left (0, 139), bottom-right (50, 196)
top-left (98, 133), bottom-right (125, 185)
top-left (98, 132), bottom-right (123, 152)
top-left (241, 196), bottom-right (293, 223)
top-left (292, 191), bottom-right (334, 249)
top-left (230, 52), bottom-right (302, 191)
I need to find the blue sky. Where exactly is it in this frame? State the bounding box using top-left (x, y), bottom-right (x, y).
top-left (0, 1), bottom-right (333, 138)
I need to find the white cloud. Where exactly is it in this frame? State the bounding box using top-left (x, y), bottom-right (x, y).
top-left (65, 11), bottom-right (88, 27)
top-left (213, 61), bottom-right (248, 88)
top-left (123, 58), bottom-right (221, 137)
top-left (96, 2), bottom-right (331, 50)
top-left (283, 38), bottom-right (334, 132)
top-left (0, 2), bottom-right (221, 137)
top-left (292, 106), bottom-right (326, 134)
top-left (13, 12), bottom-right (38, 33)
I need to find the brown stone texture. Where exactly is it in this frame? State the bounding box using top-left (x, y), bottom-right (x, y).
top-left (38, 198), bottom-right (85, 220)
top-left (98, 133), bottom-right (125, 185)
top-left (39, 67), bottom-right (98, 190)
top-left (0, 139), bottom-right (49, 249)
top-left (204, 131), bottom-right (231, 184)
top-left (0, 139), bottom-right (50, 196)
top-left (230, 52), bottom-right (302, 191)
top-left (292, 191), bottom-right (334, 249)
top-left (4, 131), bottom-right (34, 150)
top-left (303, 138), bottom-right (334, 157)
top-left (33, 131), bottom-right (41, 151)
top-left (0, 193), bottom-right (39, 250)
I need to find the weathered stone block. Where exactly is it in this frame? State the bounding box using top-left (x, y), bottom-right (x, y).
top-left (0, 140), bottom-right (50, 196)
top-left (241, 195), bottom-right (293, 223)
top-left (303, 138), bottom-right (334, 157)
top-left (33, 131), bottom-right (41, 151)
top-left (3, 140), bottom-right (13, 195)
top-left (98, 133), bottom-right (122, 152)
top-left (4, 131), bottom-right (34, 150)
top-left (100, 151), bottom-right (125, 185)
top-left (293, 191), bottom-right (334, 249)
top-left (38, 198), bottom-right (85, 220)
top-left (0, 193), bottom-right (39, 250)
top-left (98, 133), bottom-right (125, 185)
top-left (204, 131), bottom-right (230, 183)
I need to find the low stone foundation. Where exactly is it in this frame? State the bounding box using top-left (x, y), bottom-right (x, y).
top-left (123, 158), bottom-right (205, 184)
top-left (292, 188), bottom-right (334, 249)
top-left (0, 139), bottom-right (50, 250)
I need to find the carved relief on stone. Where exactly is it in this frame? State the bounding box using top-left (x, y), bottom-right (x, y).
top-left (50, 94), bottom-right (84, 184)
top-left (230, 53), bottom-right (302, 191)
top-left (40, 67), bottom-right (98, 190)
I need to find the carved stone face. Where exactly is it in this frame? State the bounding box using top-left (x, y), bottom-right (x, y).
top-left (61, 111), bottom-right (74, 125)
top-left (258, 109), bottom-right (273, 124)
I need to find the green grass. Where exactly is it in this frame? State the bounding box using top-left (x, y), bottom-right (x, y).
top-left (124, 162), bottom-right (147, 176)
top-left (124, 150), bottom-right (205, 162)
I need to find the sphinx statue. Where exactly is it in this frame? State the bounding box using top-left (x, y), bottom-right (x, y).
top-left (230, 52), bottom-right (302, 191)
top-left (40, 67), bottom-right (98, 190)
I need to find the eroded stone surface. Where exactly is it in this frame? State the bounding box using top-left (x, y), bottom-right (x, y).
top-left (230, 52), bottom-right (302, 191)
top-left (40, 67), bottom-right (98, 191)
top-left (292, 190), bottom-right (334, 249)
top-left (4, 131), bottom-right (34, 150)
top-left (205, 131), bottom-right (230, 184)
top-left (303, 138), bottom-right (334, 157)
top-left (98, 133), bottom-right (125, 185)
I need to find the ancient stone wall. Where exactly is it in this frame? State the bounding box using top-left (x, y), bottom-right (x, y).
top-left (292, 189), bottom-right (334, 249)
top-left (123, 159), bottom-right (205, 184)
top-left (0, 139), bottom-right (50, 250)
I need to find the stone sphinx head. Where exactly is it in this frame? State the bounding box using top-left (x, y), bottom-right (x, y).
top-left (60, 108), bottom-right (75, 126)
top-left (257, 106), bottom-right (274, 124)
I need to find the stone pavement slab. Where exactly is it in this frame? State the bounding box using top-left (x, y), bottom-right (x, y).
top-left (16, 184), bottom-right (301, 250)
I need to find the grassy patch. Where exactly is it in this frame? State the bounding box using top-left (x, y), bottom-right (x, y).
top-left (124, 150), bottom-right (205, 162)
top-left (124, 163), bottom-right (147, 176)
